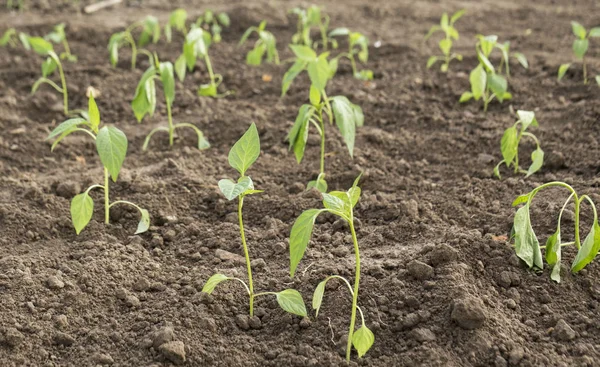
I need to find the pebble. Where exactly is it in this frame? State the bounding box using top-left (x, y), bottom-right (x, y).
top-left (54, 332), bottom-right (76, 346)
top-left (46, 275), bottom-right (65, 290)
top-left (451, 298), bottom-right (486, 330)
top-left (125, 295), bottom-right (141, 307)
top-left (402, 312), bottom-right (420, 328)
top-left (133, 278), bottom-right (151, 292)
top-left (429, 244), bottom-right (459, 266)
top-left (250, 258), bottom-right (266, 269)
top-left (152, 327), bottom-right (174, 348)
top-left (249, 316), bottom-right (262, 329)
top-left (92, 353), bottom-right (114, 365)
top-left (55, 314), bottom-right (68, 329)
top-left (55, 182), bottom-right (80, 198)
top-left (215, 249), bottom-right (244, 263)
top-left (553, 319), bottom-right (576, 341)
top-left (407, 260), bottom-right (434, 280)
top-left (509, 347), bottom-right (525, 365)
top-left (410, 327), bottom-right (436, 342)
top-left (159, 341), bottom-right (186, 365)
top-left (235, 314), bottom-right (250, 330)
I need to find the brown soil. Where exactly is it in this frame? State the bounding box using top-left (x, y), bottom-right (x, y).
top-left (1, 0), bottom-right (600, 366)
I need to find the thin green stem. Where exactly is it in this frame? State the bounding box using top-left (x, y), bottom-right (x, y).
top-left (62, 40), bottom-right (72, 59)
top-left (346, 217), bottom-right (361, 362)
top-left (230, 277), bottom-right (251, 295)
top-left (55, 58), bottom-right (68, 116)
top-left (318, 114), bottom-right (326, 176)
top-left (109, 200), bottom-right (144, 212)
top-left (37, 78), bottom-right (63, 93)
top-left (125, 33), bottom-right (138, 70)
top-left (522, 131), bottom-right (541, 147)
top-left (166, 100), bottom-right (174, 146)
top-left (253, 291), bottom-right (277, 298)
top-left (104, 167), bottom-right (110, 224)
top-left (204, 54), bottom-right (216, 86)
top-left (239, 195), bottom-right (254, 317)
top-left (84, 184), bottom-right (104, 196)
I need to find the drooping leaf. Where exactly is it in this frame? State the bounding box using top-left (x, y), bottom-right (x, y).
top-left (512, 193), bottom-right (530, 206)
top-left (557, 63), bottom-right (571, 81)
top-left (329, 27), bottom-right (350, 37)
top-left (202, 273), bottom-right (230, 294)
top-left (159, 62), bottom-right (175, 106)
top-left (46, 118), bottom-right (87, 140)
top-left (459, 91), bottom-right (473, 103)
top-left (469, 65), bottom-right (486, 100)
top-left (517, 110), bottom-right (537, 129)
top-left (175, 54), bottom-right (187, 81)
top-left (500, 126), bottom-right (518, 166)
top-left (96, 126), bottom-right (128, 182)
top-left (246, 44), bottom-right (266, 65)
top-left (71, 192), bottom-right (94, 235)
top-left (525, 148), bottom-right (544, 178)
top-left (513, 204), bottom-right (543, 269)
top-left (571, 220), bottom-right (600, 273)
top-left (276, 289), bottom-right (307, 317)
top-left (312, 279), bottom-right (327, 317)
top-left (218, 176), bottom-right (254, 201)
top-left (108, 32), bottom-right (123, 67)
top-left (135, 209), bottom-right (150, 234)
top-left (487, 73), bottom-right (508, 101)
top-left (28, 36), bottom-right (53, 55)
top-left (131, 66), bottom-right (157, 122)
top-left (513, 52), bottom-right (528, 69)
top-left (331, 96), bottom-right (360, 157)
top-left (450, 9), bottom-right (466, 24)
top-left (352, 325), bottom-right (375, 358)
top-left (426, 56), bottom-right (438, 69)
top-left (545, 228), bottom-right (561, 282)
top-left (287, 105), bottom-right (313, 163)
top-left (290, 209), bottom-right (325, 276)
top-left (307, 178), bottom-right (327, 193)
top-left (228, 123), bottom-right (260, 176)
top-left (322, 192), bottom-right (349, 214)
top-left (41, 57), bottom-right (57, 77)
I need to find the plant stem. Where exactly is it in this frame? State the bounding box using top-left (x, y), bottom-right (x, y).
top-left (126, 32), bottom-right (138, 70)
top-left (104, 167), bottom-right (110, 224)
top-left (204, 54), bottom-right (216, 87)
top-left (574, 198), bottom-right (581, 249)
top-left (166, 98), bottom-right (174, 146)
top-left (583, 58), bottom-right (588, 85)
top-left (62, 40), bottom-right (72, 59)
top-left (346, 216), bottom-right (361, 362)
top-left (55, 59), bottom-right (68, 115)
top-left (238, 195), bottom-right (254, 317)
top-left (319, 115), bottom-right (326, 176)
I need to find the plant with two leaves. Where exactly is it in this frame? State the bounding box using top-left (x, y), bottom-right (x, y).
top-left (108, 16), bottom-right (161, 70)
top-left (459, 35), bottom-right (527, 112)
top-left (558, 21), bottom-right (600, 85)
top-left (202, 123), bottom-right (307, 318)
top-left (512, 182), bottom-right (600, 282)
top-left (30, 37), bottom-right (73, 116)
top-left (45, 23), bottom-right (77, 62)
top-left (289, 174), bottom-right (373, 361)
top-left (239, 21), bottom-right (280, 66)
top-left (328, 28), bottom-right (373, 80)
top-left (131, 52), bottom-right (209, 151)
top-left (0, 28), bottom-right (30, 49)
top-left (46, 95), bottom-right (149, 235)
top-left (424, 9), bottom-right (465, 72)
top-left (164, 8), bottom-right (188, 42)
top-left (194, 10), bottom-right (230, 43)
top-left (175, 27), bottom-right (230, 97)
top-left (284, 45), bottom-right (364, 192)
top-left (494, 110), bottom-right (543, 179)
top-left (289, 5), bottom-right (333, 51)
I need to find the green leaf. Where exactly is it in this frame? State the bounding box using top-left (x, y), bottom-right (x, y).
top-left (352, 325), bottom-right (375, 358)
top-left (322, 192), bottom-right (349, 214)
top-left (217, 12), bottom-right (230, 27)
top-left (239, 26), bottom-right (255, 45)
top-left (477, 50), bottom-right (495, 74)
top-left (329, 27), bottom-right (350, 37)
top-left (47, 118), bottom-right (87, 140)
top-left (183, 42), bottom-right (196, 70)
top-left (459, 92), bottom-right (473, 103)
top-left (493, 164), bottom-right (501, 179)
top-left (312, 279), bottom-right (327, 317)
top-left (28, 36), bottom-right (53, 55)
top-left (440, 13), bottom-right (449, 30)
top-left (573, 39), bottom-right (589, 59)
top-left (246, 44), bottom-right (266, 65)
top-left (517, 110), bottom-right (538, 129)
top-left (331, 96), bottom-right (361, 157)
top-left (512, 194), bottom-right (530, 207)
top-left (131, 66), bottom-right (157, 122)
top-left (88, 95), bottom-right (100, 132)
top-left (307, 178), bottom-right (327, 193)
top-left (290, 44), bottom-right (317, 62)
top-left (571, 21), bottom-right (587, 39)
top-left (469, 65), bottom-right (486, 100)
top-left (175, 54), bottom-right (187, 81)
top-left (71, 192), bottom-right (94, 235)
top-left (287, 105), bottom-right (313, 163)
top-left (135, 209), bottom-right (150, 234)
top-left (108, 32), bottom-right (123, 67)
top-left (500, 127), bottom-right (518, 166)
top-left (512, 52), bottom-right (528, 69)
top-left (450, 9), bottom-right (465, 24)
top-left (309, 85), bottom-right (321, 106)
top-left (96, 126), bottom-right (128, 182)
top-left (159, 62), bottom-right (175, 106)
top-left (426, 56), bottom-right (438, 69)
top-left (545, 228), bottom-right (561, 282)
top-left (169, 8), bottom-right (188, 32)
top-left (41, 57), bottom-right (57, 77)
top-left (276, 289), bottom-right (307, 317)
top-left (424, 25), bottom-right (440, 41)
top-left (487, 73), bottom-right (507, 101)
top-left (478, 34), bottom-right (498, 56)
top-left (448, 27), bottom-right (459, 41)
top-left (589, 27), bottom-right (600, 38)
top-left (307, 53), bottom-right (330, 91)
top-left (290, 209), bottom-right (324, 277)
top-left (282, 60), bottom-right (307, 96)
top-left (218, 176), bottom-right (254, 201)
top-left (229, 123), bottom-right (260, 176)
top-left (525, 148), bottom-right (544, 177)
top-left (202, 273), bottom-right (230, 294)
top-left (439, 39), bottom-right (452, 56)
top-left (596, 75), bottom-right (600, 86)
top-left (513, 204), bottom-right (543, 269)
top-left (557, 63), bottom-right (570, 81)
top-left (571, 220), bottom-right (600, 273)
top-left (0, 28), bottom-right (16, 46)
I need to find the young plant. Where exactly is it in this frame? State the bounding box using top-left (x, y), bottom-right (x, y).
top-left (46, 95), bottom-right (149, 235)
top-left (512, 182), bottom-right (600, 283)
top-left (284, 45), bottom-right (364, 192)
top-left (459, 35), bottom-right (527, 112)
top-left (424, 9), bottom-right (465, 72)
top-left (558, 21), bottom-right (600, 84)
top-left (195, 10), bottom-right (230, 43)
top-left (30, 37), bottom-right (73, 116)
top-left (164, 8), bottom-right (188, 42)
top-left (6, 0), bottom-right (25, 10)
top-left (239, 21), bottom-right (280, 66)
top-left (289, 5), bottom-right (333, 51)
top-left (108, 16), bottom-right (160, 70)
top-left (289, 174), bottom-right (373, 361)
top-left (175, 27), bottom-right (230, 97)
top-left (328, 28), bottom-right (373, 80)
top-left (494, 110), bottom-right (543, 179)
top-left (202, 123), bottom-right (307, 318)
top-left (131, 53), bottom-right (209, 151)
top-left (0, 28), bottom-right (30, 49)
top-left (45, 23), bottom-right (77, 62)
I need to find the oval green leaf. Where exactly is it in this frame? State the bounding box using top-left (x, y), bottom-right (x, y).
top-left (96, 126), bottom-right (128, 182)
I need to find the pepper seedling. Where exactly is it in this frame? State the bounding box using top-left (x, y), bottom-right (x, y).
top-left (0, 28), bottom-right (30, 49)
top-left (132, 52), bottom-right (209, 151)
top-left (239, 21), bottom-right (280, 66)
top-left (45, 23), bottom-right (77, 62)
top-left (512, 182), bottom-right (600, 282)
top-left (424, 9), bottom-right (465, 72)
top-left (289, 5), bottom-right (334, 51)
top-left (328, 28), bottom-right (373, 80)
top-left (459, 35), bottom-right (527, 112)
top-left (290, 174), bottom-right (373, 361)
top-left (30, 37), bottom-right (74, 116)
top-left (175, 27), bottom-right (231, 97)
top-left (46, 95), bottom-right (149, 235)
top-left (195, 10), bottom-right (230, 43)
top-left (284, 45), bottom-right (363, 192)
top-left (558, 21), bottom-right (600, 84)
top-left (164, 8), bottom-right (188, 42)
top-left (108, 16), bottom-right (160, 70)
top-left (202, 123), bottom-right (308, 318)
top-left (494, 110), bottom-right (543, 179)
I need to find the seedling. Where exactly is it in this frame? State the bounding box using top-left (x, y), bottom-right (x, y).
top-left (108, 16), bottom-right (160, 69)
top-left (30, 37), bottom-right (73, 116)
top-left (6, 0), bottom-right (25, 10)
top-left (165, 8), bottom-right (188, 42)
top-left (328, 28), bottom-right (373, 80)
top-left (46, 95), bottom-right (149, 235)
top-left (494, 110), bottom-right (543, 179)
top-left (512, 182), bottom-right (600, 282)
top-left (558, 21), bottom-right (600, 84)
top-left (284, 45), bottom-right (363, 192)
top-left (239, 21), bottom-right (280, 66)
top-left (0, 28), bottom-right (30, 49)
top-left (424, 9), bottom-right (465, 72)
top-left (202, 123), bottom-right (307, 318)
top-left (459, 35), bottom-right (527, 112)
top-left (195, 10), bottom-right (230, 43)
top-left (175, 27), bottom-right (230, 97)
top-left (131, 52), bottom-right (209, 151)
top-left (289, 174), bottom-right (373, 361)
top-left (290, 5), bottom-right (333, 51)
top-left (45, 23), bottom-right (77, 62)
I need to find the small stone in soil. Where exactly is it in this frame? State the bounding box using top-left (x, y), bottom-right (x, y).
top-left (55, 314), bottom-right (68, 329)
top-left (407, 260), bottom-right (434, 280)
top-left (159, 340), bottom-right (186, 365)
top-left (250, 258), bottom-right (266, 269)
top-left (553, 319), bottom-right (577, 341)
top-left (451, 298), bottom-right (486, 330)
top-left (410, 327), bottom-right (436, 342)
top-left (235, 314), bottom-right (250, 330)
top-left (429, 244), bottom-right (459, 266)
top-left (152, 326), bottom-right (174, 348)
top-left (54, 332), bottom-right (76, 346)
top-left (92, 352), bottom-right (114, 365)
top-left (46, 275), bottom-right (65, 290)
top-left (249, 316), bottom-right (262, 329)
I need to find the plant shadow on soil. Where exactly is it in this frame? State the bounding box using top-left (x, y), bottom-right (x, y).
top-left (1, 0), bottom-right (600, 366)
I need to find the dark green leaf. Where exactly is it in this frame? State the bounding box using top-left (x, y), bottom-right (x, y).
top-left (571, 220), bottom-right (600, 273)
top-left (500, 126), bottom-right (518, 166)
